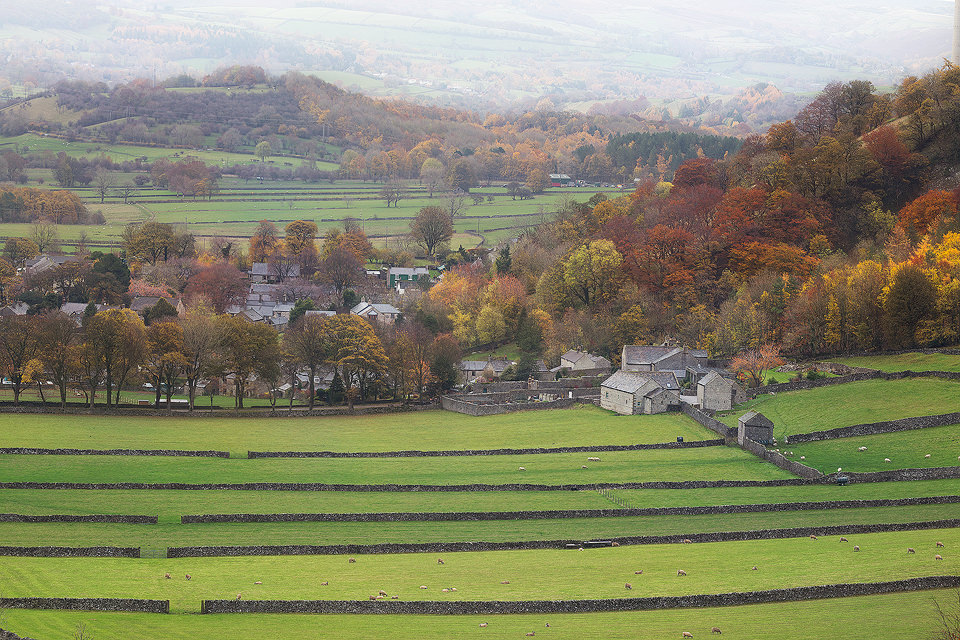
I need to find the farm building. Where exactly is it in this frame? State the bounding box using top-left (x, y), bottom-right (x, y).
top-left (549, 173), bottom-right (572, 186)
top-left (388, 266), bottom-right (430, 289)
top-left (351, 301), bottom-right (401, 325)
top-left (559, 350), bottom-right (612, 374)
top-left (621, 345), bottom-right (708, 379)
top-left (696, 371), bottom-right (746, 412)
top-left (738, 411), bottom-right (775, 445)
top-left (458, 358), bottom-right (513, 384)
top-left (600, 370), bottom-right (681, 415)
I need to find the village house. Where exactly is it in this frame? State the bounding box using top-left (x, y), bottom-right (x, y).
top-left (248, 262), bottom-right (301, 284)
top-left (388, 266), bottom-right (430, 290)
top-left (350, 301), bottom-right (401, 325)
top-left (621, 345), bottom-right (709, 379)
top-left (600, 369), bottom-right (681, 415)
top-left (458, 358), bottom-right (513, 384)
top-left (696, 371), bottom-right (747, 412)
top-left (23, 254), bottom-right (80, 277)
top-left (129, 295), bottom-right (185, 319)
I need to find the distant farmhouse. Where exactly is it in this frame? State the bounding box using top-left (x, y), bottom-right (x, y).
top-left (388, 266), bottom-right (429, 291)
top-left (621, 345), bottom-right (708, 378)
top-left (350, 301), bottom-right (401, 325)
top-left (559, 350), bottom-right (612, 374)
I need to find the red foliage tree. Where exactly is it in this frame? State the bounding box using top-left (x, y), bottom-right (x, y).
top-left (184, 263), bottom-right (247, 313)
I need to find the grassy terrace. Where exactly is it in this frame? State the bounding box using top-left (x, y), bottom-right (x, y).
top-left (0, 447), bottom-right (788, 485)
top-left (781, 422), bottom-right (960, 474)
top-left (2, 590), bottom-right (947, 640)
top-left (0, 531), bottom-right (956, 612)
top-left (830, 352), bottom-right (960, 373)
top-left (718, 377), bottom-right (957, 439)
top-left (0, 406), bottom-right (709, 454)
top-left (0, 505), bottom-right (958, 549)
top-left (11, 478), bottom-right (960, 519)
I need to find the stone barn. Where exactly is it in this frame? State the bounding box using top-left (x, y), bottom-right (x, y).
top-left (697, 371), bottom-right (746, 412)
top-left (738, 411), bottom-right (775, 445)
top-left (600, 370), bottom-right (680, 415)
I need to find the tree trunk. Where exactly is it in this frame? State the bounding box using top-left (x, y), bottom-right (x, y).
top-left (308, 365), bottom-right (316, 410)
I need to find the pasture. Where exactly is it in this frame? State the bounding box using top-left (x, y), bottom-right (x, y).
top-left (830, 352), bottom-right (960, 373)
top-left (718, 377), bottom-right (956, 439)
top-left (0, 406), bottom-right (709, 454)
top-left (0, 590), bottom-right (946, 640)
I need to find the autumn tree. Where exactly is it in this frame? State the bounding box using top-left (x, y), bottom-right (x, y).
top-left (84, 309), bottom-right (146, 406)
top-left (562, 239), bottom-right (623, 307)
top-left (317, 245), bottom-right (363, 304)
top-left (179, 305), bottom-right (223, 410)
top-left (38, 311), bottom-right (77, 408)
top-left (0, 315), bottom-right (41, 404)
top-left (249, 220), bottom-right (280, 263)
top-left (144, 320), bottom-right (187, 409)
top-left (410, 206), bottom-right (453, 256)
top-left (884, 263), bottom-right (937, 349)
top-left (429, 333), bottom-right (462, 391)
top-left (284, 220), bottom-right (319, 275)
top-left (184, 263), bottom-right (247, 313)
top-left (220, 316), bottom-right (281, 408)
top-left (729, 344), bottom-right (785, 388)
top-left (325, 315), bottom-right (388, 403)
top-left (283, 314), bottom-right (329, 410)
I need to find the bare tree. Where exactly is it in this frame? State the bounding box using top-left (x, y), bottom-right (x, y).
top-left (29, 221), bottom-right (59, 254)
top-left (284, 314), bottom-right (329, 410)
top-left (179, 306), bottom-right (224, 410)
top-left (316, 246), bottom-right (363, 303)
top-left (410, 206), bottom-right (453, 256)
top-left (117, 183), bottom-right (138, 204)
top-left (443, 189), bottom-right (467, 218)
top-left (93, 168), bottom-right (113, 204)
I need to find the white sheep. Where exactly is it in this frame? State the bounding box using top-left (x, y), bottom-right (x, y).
top-left (683, 633), bottom-right (694, 638)
top-left (518, 467), bottom-right (526, 471)
top-left (938, 542), bottom-right (945, 548)
top-left (588, 457), bottom-right (601, 462)
top-left (936, 554), bottom-right (944, 560)
top-left (925, 454), bottom-right (931, 459)
top-left (837, 467), bottom-right (842, 472)
top-left (800, 456), bottom-right (805, 460)
top-left (479, 622), bottom-right (488, 628)
top-left (884, 458), bottom-right (891, 463)
top-left (677, 569), bottom-right (687, 576)
top-left (858, 446), bottom-right (867, 452)
top-left (854, 545), bottom-right (860, 552)
top-left (420, 585), bottom-right (427, 589)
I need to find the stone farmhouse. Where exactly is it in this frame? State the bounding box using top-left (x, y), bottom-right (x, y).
top-left (388, 266), bottom-right (430, 290)
top-left (621, 345), bottom-right (708, 378)
top-left (696, 371), bottom-right (747, 412)
top-left (600, 369), bottom-right (681, 415)
top-left (350, 301), bottom-right (401, 325)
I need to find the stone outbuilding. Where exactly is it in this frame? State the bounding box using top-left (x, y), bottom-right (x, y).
top-left (559, 350), bottom-right (613, 374)
top-left (621, 345), bottom-right (708, 379)
top-left (600, 370), bottom-right (680, 415)
top-left (696, 371), bottom-right (746, 412)
top-left (738, 411), bottom-right (774, 445)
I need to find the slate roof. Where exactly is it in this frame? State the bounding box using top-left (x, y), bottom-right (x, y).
top-left (601, 370), bottom-right (651, 394)
top-left (622, 345), bottom-right (682, 366)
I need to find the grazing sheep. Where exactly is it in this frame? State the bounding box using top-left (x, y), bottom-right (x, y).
top-left (810, 535), bottom-right (818, 540)
top-left (611, 542), bottom-right (620, 547)
top-left (501, 580), bottom-right (510, 584)
top-left (391, 595), bottom-right (399, 599)
top-left (712, 627), bottom-right (722, 634)
top-left (582, 465), bottom-right (588, 469)
top-left (321, 581), bottom-right (329, 586)
top-left (379, 590), bottom-right (388, 596)
top-left (683, 633), bottom-right (694, 638)
top-left (908, 548), bottom-right (916, 553)
top-left (254, 581), bottom-right (262, 585)
top-left (442, 588), bottom-right (449, 593)
top-left (420, 585), bottom-right (428, 589)
top-left (185, 574), bottom-right (191, 580)
top-left (884, 458), bottom-right (891, 463)
top-left (839, 537), bottom-right (848, 542)
top-left (369, 596), bottom-right (377, 601)
top-left (518, 467), bottom-right (526, 471)
top-left (526, 633), bottom-right (536, 637)
top-left (479, 623), bottom-right (488, 628)
top-left (837, 467), bottom-right (842, 472)
top-left (236, 593), bottom-right (241, 601)
top-left (752, 566), bottom-right (758, 571)
top-left (588, 457), bottom-right (601, 462)
top-left (938, 542), bottom-right (945, 548)
top-left (926, 454), bottom-right (931, 459)
top-left (677, 569), bottom-right (687, 576)
top-left (936, 554), bottom-right (944, 560)
top-left (451, 587), bottom-right (458, 591)
top-left (858, 447), bottom-right (867, 452)
top-left (682, 539), bottom-right (692, 544)
top-left (545, 623), bottom-right (551, 628)
top-left (625, 583), bottom-right (632, 589)
top-left (376, 595), bottom-right (384, 600)
top-left (348, 558), bottom-right (356, 563)
top-left (164, 573), bottom-right (171, 579)
top-left (437, 558), bottom-right (445, 565)
top-left (800, 456), bottom-right (805, 460)
top-left (635, 570), bottom-right (644, 575)
top-left (854, 546), bottom-right (860, 552)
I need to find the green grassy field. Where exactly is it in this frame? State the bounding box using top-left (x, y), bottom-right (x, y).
top-left (0, 406), bottom-right (709, 454)
top-left (718, 377), bottom-right (958, 439)
top-left (830, 352), bottom-right (960, 373)
top-left (0, 530), bottom-right (955, 612)
top-left (782, 422), bottom-right (960, 474)
top-left (0, 446), bottom-right (788, 485)
top-left (0, 589), bottom-right (947, 640)
top-left (0, 504), bottom-right (957, 549)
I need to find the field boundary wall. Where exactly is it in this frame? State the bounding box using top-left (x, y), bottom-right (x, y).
top-left (0, 448), bottom-right (229, 457)
top-left (0, 598), bottom-right (169, 613)
top-left (200, 576), bottom-right (960, 613)
top-left (787, 412), bottom-right (960, 443)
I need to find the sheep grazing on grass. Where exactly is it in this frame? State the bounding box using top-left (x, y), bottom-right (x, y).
top-left (752, 566), bottom-right (758, 571)
top-left (936, 554), bottom-right (944, 560)
top-left (683, 633), bottom-right (694, 638)
top-left (682, 539), bottom-right (692, 544)
top-left (442, 588), bottom-right (449, 593)
top-left (908, 548), bottom-right (916, 553)
top-left (839, 537), bottom-right (848, 542)
top-left (348, 558), bottom-right (356, 563)
top-left (501, 580), bottom-right (511, 584)
top-left (588, 457), bottom-right (601, 462)
top-left (837, 467), bottom-right (842, 472)
top-left (451, 587), bottom-right (458, 591)
top-left (884, 458), bottom-right (891, 463)
top-left (391, 595), bottom-right (399, 599)
top-left (677, 569), bottom-right (687, 576)
top-left (518, 467), bottom-right (526, 471)
top-left (479, 623), bottom-right (488, 628)
top-left (582, 465), bottom-right (588, 469)
top-left (938, 542), bottom-right (945, 548)
top-left (236, 593), bottom-right (241, 601)
top-left (810, 535), bottom-right (818, 540)
top-left (625, 583), bottom-right (632, 589)
top-left (254, 581), bottom-right (262, 585)
top-left (854, 546), bottom-right (860, 552)
top-left (526, 633), bottom-right (536, 637)
top-left (712, 627), bottom-right (722, 634)
top-left (369, 596), bottom-right (377, 601)
top-left (545, 623), bottom-right (551, 628)
top-left (420, 585), bottom-right (428, 589)
top-left (926, 454), bottom-right (932, 459)
top-left (379, 590), bottom-right (387, 596)
top-left (321, 581), bottom-right (329, 586)
top-left (185, 574), bottom-right (191, 580)
top-left (800, 456), bottom-right (805, 460)
top-left (635, 570), bottom-right (643, 575)
top-left (437, 558), bottom-right (445, 565)
top-left (611, 542), bottom-right (620, 547)
top-left (164, 573), bottom-right (171, 579)
top-left (858, 447), bottom-right (867, 452)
